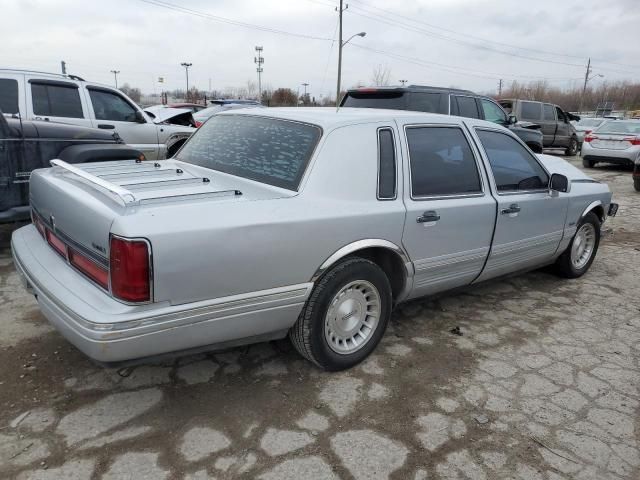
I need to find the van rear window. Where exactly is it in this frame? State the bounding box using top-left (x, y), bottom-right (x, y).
top-left (520, 101), bottom-right (542, 121)
top-left (342, 92), bottom-right (407, 110)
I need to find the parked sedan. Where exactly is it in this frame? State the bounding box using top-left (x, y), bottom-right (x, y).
top-left (573, 117), bottom-right (608, 143)
top-left (12, 109), bottom-right (616, 370)
top-left (193, 103), bottom-right (264, 127)
top-left (581, 120), bottom-right (640, 168)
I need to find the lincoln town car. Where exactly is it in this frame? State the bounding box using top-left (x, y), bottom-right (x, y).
top-left (11, 108), bottom-right (618, 370)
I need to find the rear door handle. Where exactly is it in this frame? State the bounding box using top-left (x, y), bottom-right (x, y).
top-left (501, 203), bottom-right (521, 215)
top-left (417, 210), bottom-right (440, 223)
top-left (98, 124), bottom-right (115, 129)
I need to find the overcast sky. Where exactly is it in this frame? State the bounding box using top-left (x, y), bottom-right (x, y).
top-left (2, 0), bottom-right (638, 99)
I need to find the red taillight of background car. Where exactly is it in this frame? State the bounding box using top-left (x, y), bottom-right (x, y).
top-left (195, 120), bottom-right (203, 128)
top-left (110, 236), bottom-right (151, 303)
top-left (45, 229), bottom-right (67, 258)
top-left (623, 136), bottom-right (640, 146)
top-left (68, 249), bottom-right (109, 289)
top-left (584, 134), bottom-right (597, 143)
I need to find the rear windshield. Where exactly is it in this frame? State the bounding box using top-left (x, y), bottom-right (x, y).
top-left (595, 121), bottom-right (640, 135)
top-left (342, 91), bottom-right (407, 110)
top-left (177, 115), bottom-right (321, 191)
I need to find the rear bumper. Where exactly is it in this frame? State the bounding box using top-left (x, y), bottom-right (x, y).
top-left (581, 143), bottom-right (639, 165)
top-left (11, 225), bottom-right (311, 363)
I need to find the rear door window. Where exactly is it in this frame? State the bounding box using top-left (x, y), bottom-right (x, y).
top-left (407, 126), bottom-right (482, 197)
top-left (454, 96), bottom-right (480, 119)
top-left (31, 83), bottom-right (83, 118)
top-left (543, 104), bottom-right (555, 121)
top-left (0, 79), bottom-right (19, 114)
top-left (88, 89), bottom-right (138, 122)
top-left (476, 129), bottom-right (548, 192)
top-left (520, 101), bottom-right (542, 121)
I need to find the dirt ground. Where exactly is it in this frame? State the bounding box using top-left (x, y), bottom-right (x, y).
top-left (1, 155), bottom-right (638, 480)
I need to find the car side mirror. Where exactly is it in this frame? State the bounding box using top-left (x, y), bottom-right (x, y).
top-left (550, 173), bottom-right (570, 193)
top-left (134, 111), bottom-right (147, 123)
top-left (508, 114), bottom-right (518, 125)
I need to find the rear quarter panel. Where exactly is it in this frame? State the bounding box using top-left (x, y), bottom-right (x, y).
top-left (113, 122), bottom-right (408, 306)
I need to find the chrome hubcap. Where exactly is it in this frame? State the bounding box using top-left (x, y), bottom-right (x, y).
top-left (570, 223), bottom-right (596, 269)
top-left (324, 280), bottom-right (381, 355)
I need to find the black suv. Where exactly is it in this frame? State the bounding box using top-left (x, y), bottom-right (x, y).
top-left (0, 111), bottom-right (143, 222)
top-left (340, 85), bottom-right (544, 153)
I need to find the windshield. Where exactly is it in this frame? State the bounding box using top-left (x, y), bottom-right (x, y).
top-left (577, 118), bottom-right (604, 127)
top-left (595, 120), bottom-right (640, 135)
top-left (177, 115), bottom-right (321, 191)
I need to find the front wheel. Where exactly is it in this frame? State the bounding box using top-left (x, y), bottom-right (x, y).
top-left (565, 137), bottom-right (579, 156)
top-left (289, 257), bottom-right (392, 371)
top-left (582, 157), bottom-right (595, 168)
top-left (555, 212), bottom-right (601, 278)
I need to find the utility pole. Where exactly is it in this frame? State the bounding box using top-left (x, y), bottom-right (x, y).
top-left (181, 62), bottom-right (192, 100)
top-left (110, 70), bottom-right (120, 89)
top-left (61, 61), bottom-right (67, 75)
top-left (579, 58), bottom-right (591, 115)
top-left (336, 0), bottom-right (346, 105)
top-left (498, 79), bottom-right (503, 96)
top-left (255, 46), bottom-right (264, 103)
top-left (399, 79), bottom-right (407, 86)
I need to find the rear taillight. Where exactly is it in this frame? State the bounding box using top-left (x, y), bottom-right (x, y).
top-left (623, 136), bottom-right (640, 146)
top-left (32, 212), bottom-right (45, 238)
top-left (584, 134), bottom-right (597, 143)
top-left (69, 249), bottom-right (109, 289)
top-left (46, 229), bottom-right (67, 258)
top-left (110, 236), bottom-right (151, 303)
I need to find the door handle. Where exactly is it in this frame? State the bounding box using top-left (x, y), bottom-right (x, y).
top-left (501, 203), bottom-right (521, 215)
top-left (98, 124), bottom-right (115, 129)
top-left (416, 210), bottom-right (440, 223)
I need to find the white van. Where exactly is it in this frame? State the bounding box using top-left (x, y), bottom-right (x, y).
top-left (0, 69), bottom-right (194, 159)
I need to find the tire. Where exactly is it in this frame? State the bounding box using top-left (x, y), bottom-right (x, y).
top-left (582, 157), bottom-right (595, 168)
top-left (555, 212), bottom-right (601, 278)
top-left (289, 257), bottom-right (392, 371)
top-left (634, 177), bottom-right (640, 192)
top-left (565, 136), bottom-right (579, 156)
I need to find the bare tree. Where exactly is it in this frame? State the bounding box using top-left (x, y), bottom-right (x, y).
top-left (246, 80), bottom-right (258, 99)
top-left (371, 64), bottom-right (392, 86)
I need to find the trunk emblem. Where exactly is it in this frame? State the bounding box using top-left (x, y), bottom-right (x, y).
top-left (49, 215), bottom-right (56, 231)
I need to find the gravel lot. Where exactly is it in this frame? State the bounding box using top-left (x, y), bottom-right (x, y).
top-left (1, 156), bottom-right (638, 480)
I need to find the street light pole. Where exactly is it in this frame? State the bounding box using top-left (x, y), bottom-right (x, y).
top-left (302, 82), bottom-right (309, 104)
top-left (180, 62), bottom-right (192, 100)
top-left (336, 0), bottom-right (345, 105)
top-left (110, 70), bottom-right (120, 89)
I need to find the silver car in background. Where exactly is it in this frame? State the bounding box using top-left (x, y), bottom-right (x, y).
top-left (574, 117), bottom-right (608, 144)
top-left (11, 109), bottom-right (617, 370)
top-left (581, 120), bottom-right (640, 168)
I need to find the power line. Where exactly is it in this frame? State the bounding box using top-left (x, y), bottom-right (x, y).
top-left (348, 0), bottom-right (640, 71)
top-left (138, 0), bottom-right (333, 42)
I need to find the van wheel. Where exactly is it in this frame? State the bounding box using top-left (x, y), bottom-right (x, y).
top-left (634, 177), bottom-right (640, 192)
top-left (565, 137), bottom-right (579, 156)
top-left (555, 212), bottom-right (600, 278)
top-left (582, 158), bottom-right (595, 168)
top-left (289, 257), bottom-right (392, 371)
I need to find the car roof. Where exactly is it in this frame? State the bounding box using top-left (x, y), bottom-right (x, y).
top-left (346, 85), bottom-right (475, 95)
top-left (224, 107), bottom-right (500, 130)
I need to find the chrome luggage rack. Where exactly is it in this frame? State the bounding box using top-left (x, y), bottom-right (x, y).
top-left (50, 159), bottom-right (241, 206)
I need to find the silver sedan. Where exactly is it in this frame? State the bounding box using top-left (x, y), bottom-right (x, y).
top-left (581, 120), bottom-right (640, 168)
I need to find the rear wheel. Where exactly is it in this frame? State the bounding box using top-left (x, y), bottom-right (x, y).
top-left (565, 136), bottom-right (579, 156)
top-left (634, 177), bottom-right (640, 192)
top-left (289, 257), bottom-right (392, 371)
top-left (555, 212), bottom-right (600, 278)
top-left (582, 157), bottom-right (595, 168)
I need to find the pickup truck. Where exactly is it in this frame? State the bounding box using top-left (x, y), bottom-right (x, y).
top-left (499, 99), bottom-right (580, 155)
top-left (0, 110), bottom-right (143, 222)
top-left (11, 108), bottom-right (617, 370)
